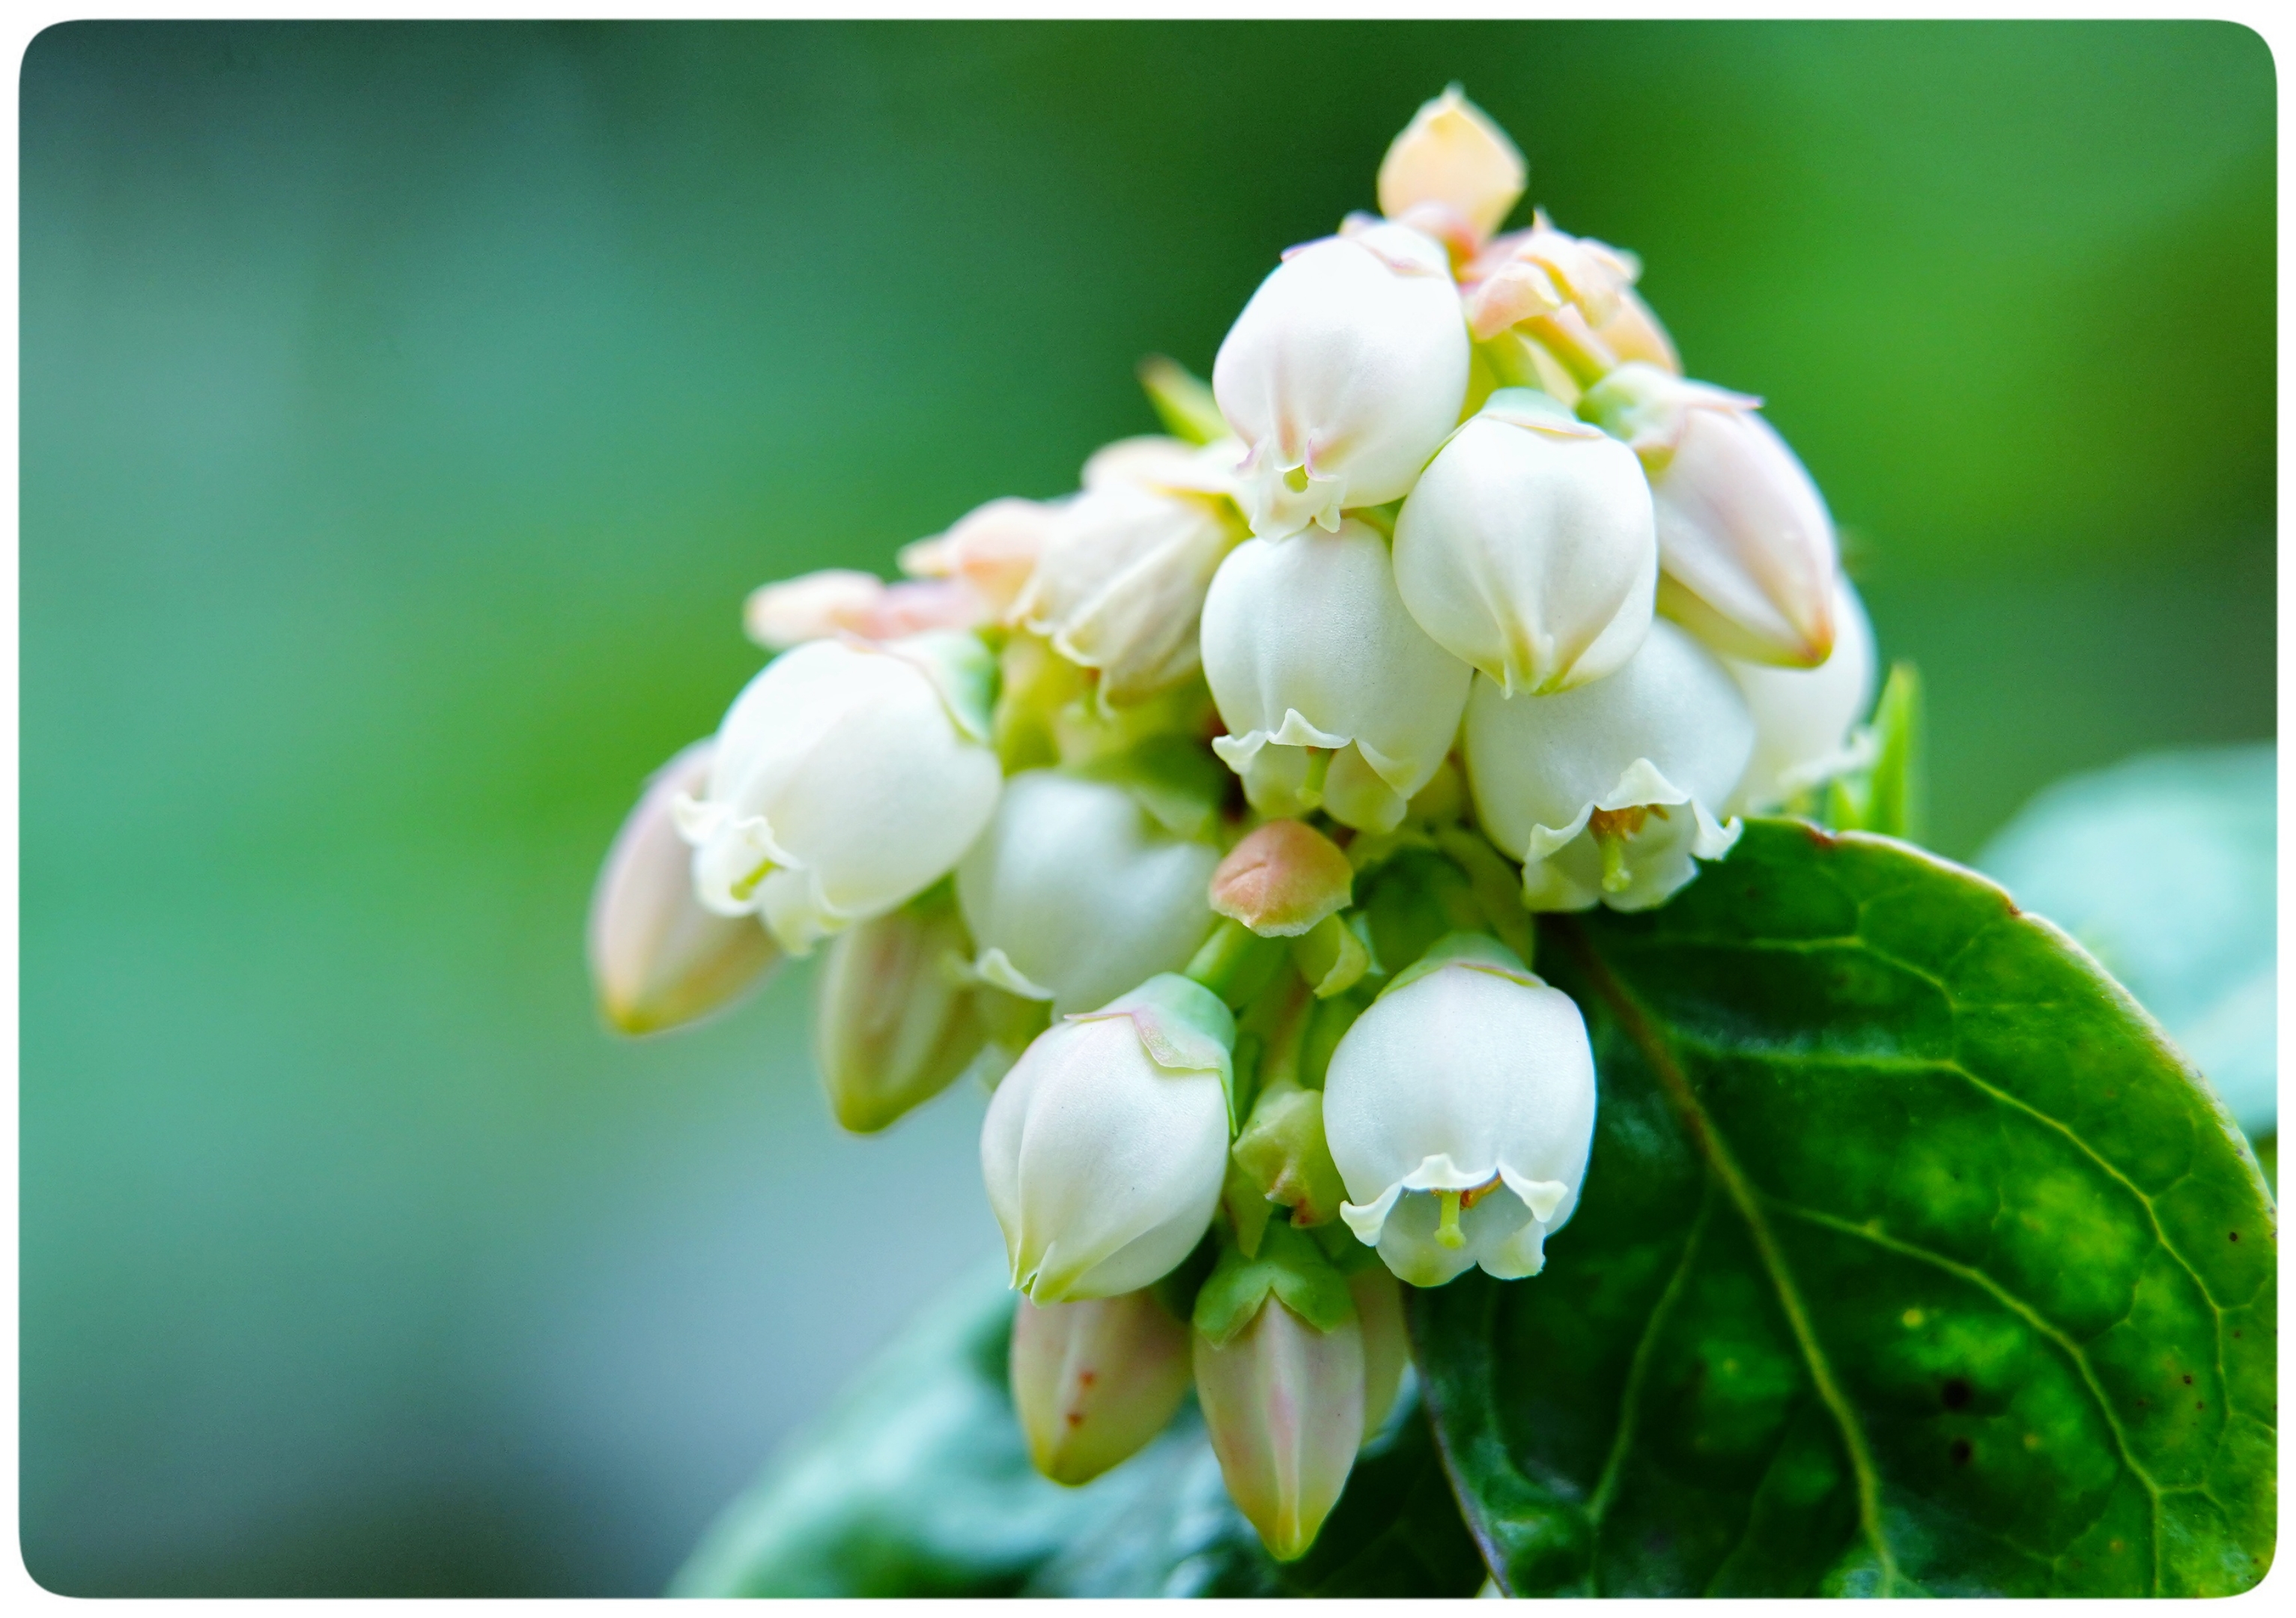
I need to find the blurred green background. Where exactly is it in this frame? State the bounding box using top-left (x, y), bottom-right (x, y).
top-left (17, 19), bottom-right (2274, 1597)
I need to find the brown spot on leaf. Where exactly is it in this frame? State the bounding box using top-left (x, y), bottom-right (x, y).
top-left (1941, 1377), bottom-right (1972, 1411)
top-left (1949, 1438), bottom-right (1973, 1467)
top-left (2183, 1374), bottom-right (2194, 1385)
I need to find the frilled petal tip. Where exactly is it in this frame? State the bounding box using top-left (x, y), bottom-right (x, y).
top-left (1235, 445), bottom-right (1348, 544)
top-left (1211, 709), bottom-right (1350, 775)
top-left (1209, 819), bottom-right (1355, 939)
top-left (1514, 759), bottom-right (1743, 915)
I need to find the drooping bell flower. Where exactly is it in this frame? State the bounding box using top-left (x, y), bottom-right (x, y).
top-left (1463, 617), bottom-right (1754, 912)
top-left (1324, 934), bottom-right (1597, 1287)
top-left (674, 631), bottom-right (1002, 954)
top-left (1393, 387), bottom-right (1657, 695)
top-left (981, 975), bottom-right (1236, 1302)
top-left (1202, 518), bottom-right (1472, 832)
top-left (1581, 361), bottom-right (1840, 667)
top-left (1212, 221), bottom-right (1470, 541)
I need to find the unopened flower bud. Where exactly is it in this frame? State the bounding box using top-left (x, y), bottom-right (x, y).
top-left (742, 569), bottom-right (993, 651)
top-left (1209, 819), bottom-right (1355, 938)
top-left (1194, 1290), bottom-right (1364, 1561)
top-left (675, 632), bottom-right (1002, 954)
top-left (982, 975), bottom-right (1236, 1302)
top-left (896, 496), bottom-right (1058, 622)
top-left (1460, 214), bottom-right (1642, 345)
top-left (1582, 362), bottom-right (1839, 667)
top-left (1233, 1081), bottom-right (1349, 1229)
top-left (1012, 484), bottom-right (1240, 706)
top-left (1010, 1290), bottom-right (1191, 1486)
top-left (1394, 388), bottom-right (1657, 695)
top-left (1725, 577), bottom-right (1878, 813)
top-left (1464, 618), bottom-right (1753, 912)
top-left (956, 769), bottom-right (1220, 1016)
top-left (1327, 935), bottom-right (1597, 1287)
top-left (1203, 519), bottom-right (1472, 833)
top-left (1376, 85), bottom-right (1527, 252)
top-left (813, 885), bottom-right (983, 1133)
top-left (588, 739), bottom-right (780, 1034)
top-left (1212, 223), bottom-right (1469, 540)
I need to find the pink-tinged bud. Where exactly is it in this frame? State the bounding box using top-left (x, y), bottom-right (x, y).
top-left (1081, 434), bottom-right (1241, 500)
top-left (742, 569), bottom-right (991, 650)
top-left (588, 740), bottom-right (780, 1035)
top-left (1376, 85), bottom-right (1527, 253)
top-left (1194, 1296), bottom-right (1366, 1561)
top-left (1209, 820), bottom-right (1355, 939)
top-left (1582, 363), bottom-right (1839, 667)
top-left (1350, 1267), bottom-right (1408, 1443)
top-left (1461, 214), bottom-right (1643, 345)
top-left (813, 887), bottom-right (984, 1134)
top-left (1010, 1290), bottom-right (1191, 1485)
top-left (897, 496), bottom-right (1059, 621)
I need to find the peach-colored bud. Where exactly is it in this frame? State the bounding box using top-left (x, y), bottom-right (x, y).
top-left (588, 740), bottom-right (780, 1035)
top-left (897, 496), bottom-right (1059, 620)
top-left (1011, 1291), bottom-right (1191, 1486)
top-left (1209, 820), bottom-right (1355, 939)
top-left (1377, 85), bottom-right (1527, 252)
top-left (1462, 215), bottom-right (1642, 345)
top-left (742, 569), bottom-right (988, 649)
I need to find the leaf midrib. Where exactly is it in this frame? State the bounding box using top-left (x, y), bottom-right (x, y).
top-left (1555, 916), bottom-right (1904, 1596)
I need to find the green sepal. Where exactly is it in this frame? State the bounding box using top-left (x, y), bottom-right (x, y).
top-left (1072, 972), bottom-right (1239, 1129)
top-left (1290, 912), bottom-right (1372, 999)
top-left (1435, 824), bottom-right (1534, 965)
top-left (1137, 354), bottom-right (1227, 446)
top-left (1069, 733), bottom-right (1232, 839)
top-left (1355, 846), bottom-right (1486, 982)
top-left (1232, 1080), bottom-right (1347, 1229)
top-left (1375, 930), bottom-right (1534, 1002)
top-left (1193, 1219), bottom-right (1356, 1345)
top-left (1825, 659), bottom-right (1923, 841)
top-left (1185, 918), bottom-right (1290, 1013)
top-left (1307, 1218), bottom-right (1385, 1276)
top-left (889, 629), bottom-right (1000, 744)
top-left (1223, 1155), bottom-right (1276, 1259)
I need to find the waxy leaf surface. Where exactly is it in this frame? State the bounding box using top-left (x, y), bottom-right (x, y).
top-left (1413, 821), bottom-right (2275, 1596)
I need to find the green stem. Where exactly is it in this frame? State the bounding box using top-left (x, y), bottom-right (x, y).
top-left (1185, 918), bottom-right (1286, 1009)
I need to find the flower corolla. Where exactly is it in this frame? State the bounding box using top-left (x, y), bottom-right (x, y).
top-left (1393, 387), bottom-right (1657, 695)
top-left (1202, 518), bottom-right (1472, 832)
top-left (1581, 362), bottom-right (1839, 667)
top-left (1212, 222), bottom-right (1469, 541)
top-left (1464, 617), bottom-right (1754, 912)
top-left (982, 975), bottom-right (1235, 1303)
top-left (674, 632), bottom-right (1002, 954)
top-left (1325, 935), bottom-right (1597, 1287)
top-left (956, 769), bottom-right (1220, 1016)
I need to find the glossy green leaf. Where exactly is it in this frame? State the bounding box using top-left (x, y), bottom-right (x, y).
top-left (1413, 820), bottom-right (2275, 1597)
top-left (1978, 744), bottom-right (2275, 1136)
top-left (675, 1258), bottom-right (1486, 1597)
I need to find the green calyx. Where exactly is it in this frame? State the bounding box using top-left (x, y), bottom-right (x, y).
top-left (1192, 1219), bottom-right (1356, 1345)
top-left (1231, 1080), bottom-right (1348, 1234)
top-left (1376, 930), bottom-right (1539, 1002)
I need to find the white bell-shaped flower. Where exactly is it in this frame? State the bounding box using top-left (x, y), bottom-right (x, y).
top-left (1011, 1290), bottom-right (1192, 1486)
top-left (1194, 1294), bottom-right (1365, 1561)
top-left (1724, 577), bottom-right (1878, 814)
top-left (588, 739), bottom-right (780, 1035)
top-left (1582, 362), bottom-right (1839, 667)
top-left (1464, 617), bottom-right (1754, 912)
top-left (1376, 85), bottom-right (1526, 253)
top-left (982, 975), bottom-right (1235, 1303)
top-left (956, 769), bottom-right (1220, 1016)
top-left (1394, 387), bottom-right (1657, 695)
top-left (1325, 935), bottom-right (1597, 1288)
top-left (674, 632), bottom-right (1002, 955)
top-left (1202, 518), bottom-right (1472, 833)
top-left (1012, 483), bottom-right (1239, 706)
top-left (1212, 222), bottom-right (1469, 541)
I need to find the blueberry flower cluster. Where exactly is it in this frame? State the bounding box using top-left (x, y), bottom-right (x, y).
top-left (589, 87), bottom-right (1883, 1560)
